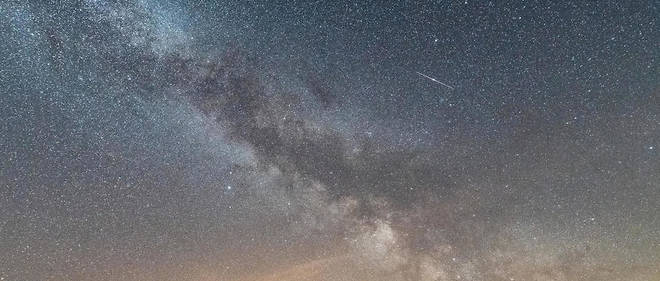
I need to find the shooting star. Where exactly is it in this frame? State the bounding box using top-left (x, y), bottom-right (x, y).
top-left (416, 71), bottom-right (454, 90)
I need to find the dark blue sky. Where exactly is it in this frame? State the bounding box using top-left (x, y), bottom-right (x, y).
top-left (1, 1), bottom-right (658, 280)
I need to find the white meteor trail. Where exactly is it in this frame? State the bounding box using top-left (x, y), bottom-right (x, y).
top-left (416, 71), bottom-right (454, 90)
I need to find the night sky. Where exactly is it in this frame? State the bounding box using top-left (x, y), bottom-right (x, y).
top-left (1, 1), bottom-right (659, 280)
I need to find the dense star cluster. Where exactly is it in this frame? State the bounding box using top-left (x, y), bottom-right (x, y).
top-left (1, 1), bottom-right (658, 280)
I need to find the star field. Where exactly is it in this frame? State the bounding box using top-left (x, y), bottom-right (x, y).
top-left (1, 1), bottom-right (658, 280)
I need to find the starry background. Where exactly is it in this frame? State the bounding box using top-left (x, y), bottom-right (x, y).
top-left (1, 1), bottom-right (658, 280)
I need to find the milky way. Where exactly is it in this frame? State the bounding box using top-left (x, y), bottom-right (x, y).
top-left (1, 1), bottom-right (659, 280)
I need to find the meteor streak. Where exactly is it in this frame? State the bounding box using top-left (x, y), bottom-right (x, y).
top-left (416, 71), bottom-right (454, 90)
